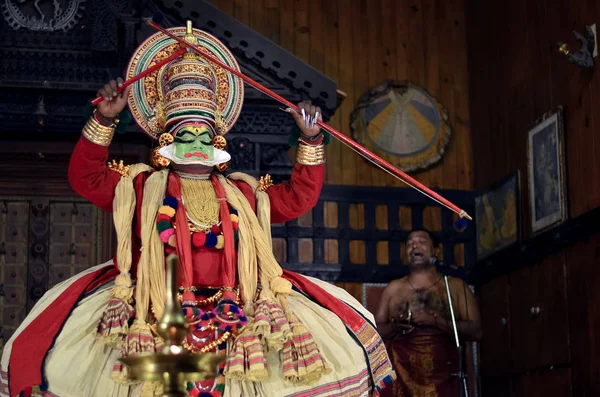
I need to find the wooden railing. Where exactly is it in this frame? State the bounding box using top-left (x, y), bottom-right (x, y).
top-left (274, 184), bottom-right (476, 283)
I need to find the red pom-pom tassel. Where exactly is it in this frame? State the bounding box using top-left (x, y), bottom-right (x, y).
top-left (192, 232), bottom-right (207, 247)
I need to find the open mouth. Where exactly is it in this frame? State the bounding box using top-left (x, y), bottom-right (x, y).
top-left (411, 251), bottom-right (425, 260)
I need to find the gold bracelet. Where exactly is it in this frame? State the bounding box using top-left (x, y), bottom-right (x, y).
top-left (87, 115), bottom-right (115, 133)
top-left (82, 117), bottom-right (115, 146)
top-left (296, 141), bottom-right (325, 165)
top-left (83, 129), bottom-right (113, 146)
top-left (83, 126), bottom-right (112, 142)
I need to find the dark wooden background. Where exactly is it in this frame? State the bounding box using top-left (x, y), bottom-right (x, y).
top-left (207, 0), bottom-right (474, 299)
top-left (1, 1), bottom-right (600, 395)
top-left (467, 0), bottom-right (600, 395)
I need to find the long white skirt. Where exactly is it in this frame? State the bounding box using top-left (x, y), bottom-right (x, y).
top-left (1, 262), bottom-right (377, 397)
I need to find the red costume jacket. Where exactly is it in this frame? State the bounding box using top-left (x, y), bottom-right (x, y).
top-left (67, 136), bottom-right (325, 287)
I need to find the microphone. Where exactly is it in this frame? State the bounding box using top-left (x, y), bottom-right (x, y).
top-left (428, 256), bottom-right (459, 272)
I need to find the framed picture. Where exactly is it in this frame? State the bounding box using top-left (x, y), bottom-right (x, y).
top-left (475, 171), bottom-right (521, 260)
top-left (527, 107), bottom-right (568, 234)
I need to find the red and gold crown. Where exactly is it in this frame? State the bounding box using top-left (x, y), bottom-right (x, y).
top-left (163, 23), bottom-right (219, 137)
top-left (126, 21), bottom-right (244, 141)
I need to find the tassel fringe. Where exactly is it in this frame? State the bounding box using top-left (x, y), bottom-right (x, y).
top-left (253, 289), bottom-right (291, 352)
top-left (111, 320), bottom-right (157, 385)
top-left (224, 329), bottom-right (269, 382)
top-left (140, 381), bottom-right (163, 397)
top-left (125, 320), bottom-right (156, 356)
top-left (93, 296), bottom-right (134, 348)
top-left (281, 317), bottom-right (331, 385)
top-left (111, 344), bottom-right (139, 385)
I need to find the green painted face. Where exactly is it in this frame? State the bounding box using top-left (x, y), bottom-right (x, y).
top-left (173, 125), bottom-right (214, 161)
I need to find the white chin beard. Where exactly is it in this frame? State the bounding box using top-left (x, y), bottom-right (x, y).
top-left (158, 144), bottom-right (231, 166)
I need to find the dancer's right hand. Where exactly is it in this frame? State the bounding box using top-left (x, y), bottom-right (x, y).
top-left (96, 78), bottom-right (132, 118)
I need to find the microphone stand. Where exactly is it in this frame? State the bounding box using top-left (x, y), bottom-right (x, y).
top-left (443, 272), bottom-right (469, 397)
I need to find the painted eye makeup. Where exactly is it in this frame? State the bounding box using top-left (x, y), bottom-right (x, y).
top-left (174, 137), bottom-right (195, 144)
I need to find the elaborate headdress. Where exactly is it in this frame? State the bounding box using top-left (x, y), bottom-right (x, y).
top-left (126, 21), bottom-right (244, 169)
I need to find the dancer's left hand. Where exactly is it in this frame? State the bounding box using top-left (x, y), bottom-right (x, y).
top-left (288, 100), bottom-right (322, 137)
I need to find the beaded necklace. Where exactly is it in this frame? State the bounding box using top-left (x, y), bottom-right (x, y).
top-left (156, 196), bottom-right (239, 250)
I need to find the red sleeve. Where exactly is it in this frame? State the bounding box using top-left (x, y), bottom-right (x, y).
top-left (267, 163), bottom-right (324, 224)
top-left (68, 136), bottom-right (121, 212)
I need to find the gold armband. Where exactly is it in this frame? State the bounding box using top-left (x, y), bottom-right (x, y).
top-left (296, 142), bottom-right (325, 165)
top-left (82, 117), bottom-right (115, 146)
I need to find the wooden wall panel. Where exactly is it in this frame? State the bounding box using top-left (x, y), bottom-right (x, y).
top-left (467, 0), bottom-right (600, 229)
top-left (0, 141), bottom-right (149, 198)
top-left (479, 275), bottom-right (511, 376)
top-left (209, 0), bottom-right (473, 294)
top-left (509, 253), bottom-right (569, 372)
top-left (566, 233), bottom-right (600, 397)
top-left (482, 376), bottom-right (513, 397)
top-left (210, 0), bottom-right (473, 190)
top-left (514, 368), bottom-right (572, 397)
top-left (469, 1), bottom-right (600, 395)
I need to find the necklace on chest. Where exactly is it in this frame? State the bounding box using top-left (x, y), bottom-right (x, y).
top-left (407, 274), bottom-right (443, 291)
top-left (156, 178), bottom-right (240, 250)
top-left (180, 178), bottom-right (220, 232)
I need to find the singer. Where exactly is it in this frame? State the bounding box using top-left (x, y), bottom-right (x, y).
top-left (376, 228), bottom-right (482, 397)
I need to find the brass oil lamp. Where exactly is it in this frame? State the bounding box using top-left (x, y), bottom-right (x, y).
top-left (121, 254), bottom-right (225, 397)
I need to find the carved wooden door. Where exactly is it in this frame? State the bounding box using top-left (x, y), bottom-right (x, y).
top-left (0, 197), bottom-right (108, 355)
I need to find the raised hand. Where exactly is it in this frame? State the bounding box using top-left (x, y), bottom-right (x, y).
top-left (96, 78), bottom-right (132, 119)
top-left (288, 100), bottom-right (323, 137)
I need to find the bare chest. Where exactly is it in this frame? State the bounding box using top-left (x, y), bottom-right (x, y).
top-left (389, 287), bottom-right (451, 319)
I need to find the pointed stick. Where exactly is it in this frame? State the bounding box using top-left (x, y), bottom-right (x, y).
top-left (91, 48), bottom-right (187, 106)
top-left (144, 19), bottom-right (471, 221)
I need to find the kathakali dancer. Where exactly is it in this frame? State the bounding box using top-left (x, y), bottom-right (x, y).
top-left (0, 22), bottom-right (394, 397)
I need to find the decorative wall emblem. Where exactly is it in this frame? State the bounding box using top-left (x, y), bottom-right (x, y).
top-left (2, 0), bottom-right (86, 31)
top-left (350, 81), bottom-right (452, 172)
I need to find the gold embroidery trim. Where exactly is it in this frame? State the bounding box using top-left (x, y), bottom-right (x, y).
top-left (107, 159), bottom-right (130, 177)
top-left (258, 174), bottom-right (274, 192)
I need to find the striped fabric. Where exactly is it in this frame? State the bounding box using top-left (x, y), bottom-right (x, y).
top-left (224, 332), bottom-right (268, 381)
top-left (285, 368), bottom-right (371, 397)
top-left (94, 298), bottom-right (134, 346)
top-left (354, 322), bottom-right (396, 393)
